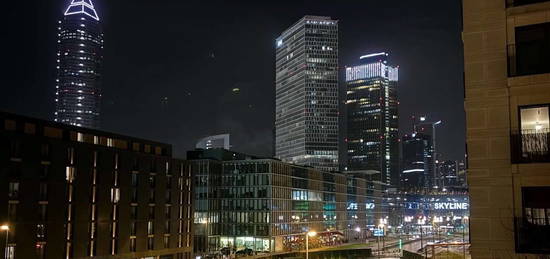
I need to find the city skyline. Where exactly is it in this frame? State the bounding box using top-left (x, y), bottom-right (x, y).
top-left (3, 0), bottom-right (465, 160)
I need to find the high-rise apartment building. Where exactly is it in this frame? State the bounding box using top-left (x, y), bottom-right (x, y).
top-left (55, 0), bottom-right (104, 129)
top-left (0, 112), bottom-right (193, 259)
top-left (275, 16), bottom-right (339, 172)
top-left (463, 0), bottom-right (550, 256)
top-left (345, 53), bottom-right (399, 187)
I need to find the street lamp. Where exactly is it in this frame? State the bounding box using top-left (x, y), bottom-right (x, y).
top-left (306, 231), bottom-right (316, 259)
top-left (1, 225), bottom-right (9, 259)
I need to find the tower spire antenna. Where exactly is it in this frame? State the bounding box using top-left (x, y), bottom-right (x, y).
top-left (64, 0), bottom-right (99, 21)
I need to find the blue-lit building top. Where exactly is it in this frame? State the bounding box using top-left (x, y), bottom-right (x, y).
top-left (55, 0), bottom-right (103, 129)
top-left (345, 53), bottom-right (399, 187)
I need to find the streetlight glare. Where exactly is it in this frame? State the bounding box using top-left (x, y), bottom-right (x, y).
top-left (0, 225), bottom-right (8, 231)
top-left (307, 231), bottom-right (317, 237)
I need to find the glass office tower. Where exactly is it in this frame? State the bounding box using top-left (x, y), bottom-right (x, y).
top-left (275, 16), bottom-right (339, 172)
top-left (345, 53), bottom-right (399, 187)
top-left (55, 0), bottom-right (104, 129)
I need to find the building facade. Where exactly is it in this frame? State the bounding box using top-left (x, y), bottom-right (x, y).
top-left (190, 149), bottom-right (383, 255)
top-left (463, 0), bottom-right (550, 256)
top-left (275, 16), bottom-right (339, 172)
top-left (401, 132), bottom-right (432, 191)
top-left (345, 53), bottom-right (399, 187)
top-left (0, 112), bottom-right (193, 259)
top-left (55, 0), bottom-right (104, 129)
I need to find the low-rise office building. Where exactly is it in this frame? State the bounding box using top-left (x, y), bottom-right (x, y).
top-left (0, 112), bottom-right (193, 259)
top-left (190, 149), bottom-right (384, 255)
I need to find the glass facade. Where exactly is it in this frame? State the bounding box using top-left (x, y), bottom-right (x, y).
top-left (275, 16), bottom-right (339, 172)
top-left (192, 152), bottom-right (383, 255)
top-left (55, 0), bottom-right (104, 129)
top-left (346, 53), bottom-right (399, 187)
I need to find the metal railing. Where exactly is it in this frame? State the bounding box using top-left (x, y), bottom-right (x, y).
top-left (514, 217), bottom-right (550, 254)
top-left (511, 129), bottom-right (550, 163)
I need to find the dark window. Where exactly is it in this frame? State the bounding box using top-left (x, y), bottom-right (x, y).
top-left (163, 235), bottom-right (170, 249)
top-left (131, 188), bottom-right (138, 203)
top-left (38, 204), bottom-right (47, 221)
top-left (130, 238), bottom-right (136, 252)
top-left (39, 183), bottom-right (48, 200)
top-left (165, 220), bottom-right (171, 233)
top-left (8, 204), bottom-right (16, 220)
top-left (149, 175), bottom-right (155, 188)
top-left (36, 244), bottom-right (45, 259)
top-left (130, 206), bottom-right (138, 220)
top-left (523, 187), bottom-right (550, 225)
top-left (166, 176), bottom-right (172, 189)
top-left (131, 174), bottom-right (138, 187)
top-left (147, 221), bottom-right (154, 235)
top-left (147, 237), bottom-right (154, 250)
top-left (515, 187), bottom-right (550, 253)
top-left (148, 206), bottom-right (155, 219)
top-left (149, 190), bottom-right (155, 203)
top-left (41, 165), bottom-right (49, 179)
top-left (8, 182), bottom-right (19, 199)
top-left (41, 144), bottom-right (50, 160)
top-left (130, 222), bottom-right (137, 236)
top-left (165, 190), bottom-right (171, 203)
top-left (9, 140), bottom-right (21, 158)
top-left (165, 206), bottom-right (171, 219)
top-left (511, 22), bottom-right (550, 76)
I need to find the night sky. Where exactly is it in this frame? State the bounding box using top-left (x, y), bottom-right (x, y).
top-left (4, 0), bottom-right (465, 161)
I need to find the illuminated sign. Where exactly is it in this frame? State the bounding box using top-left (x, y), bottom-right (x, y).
top-left (366, 203), bottom-right (375, 209)
top-left (433, 202), bottom-right (469, 210)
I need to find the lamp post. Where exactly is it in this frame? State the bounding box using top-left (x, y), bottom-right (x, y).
top-left (1, 225), bottom-right (9, 259)
top-left (306, 231), bottom-right (316, 259)
top-left (378, 218), bottom-right (386, 255)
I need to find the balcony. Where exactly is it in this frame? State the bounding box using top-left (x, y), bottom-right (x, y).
top-left (511, 129), bottom-right (550, 163)
top-left (514, 217), bottom-right (550, 254)
top-left (507, 0), bottom-right (550, 7)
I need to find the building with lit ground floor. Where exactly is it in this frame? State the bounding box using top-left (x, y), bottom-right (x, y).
top-left (0, 112), bottom-right (193, 259)
top-left (188, 149), bottom-right (384, 256)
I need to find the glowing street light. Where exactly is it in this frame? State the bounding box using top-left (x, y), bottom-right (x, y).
top-left (306, 231), bottom-right (317, 259)
top-left (1, 225), bottom-right (9, 259)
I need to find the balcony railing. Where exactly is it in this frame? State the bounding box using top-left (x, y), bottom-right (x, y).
top-left (511, 129), bottom-right (550, 163)
top-left (514, 217), bottom-right (550, 254)
top-left (507, 0), bottom-right (550, 7)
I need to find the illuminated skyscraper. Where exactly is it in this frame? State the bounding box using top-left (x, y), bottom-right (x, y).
top-left (275, 16), bottom-right (339, 171)
top-left (345, 53), bottom-right (399, 186)
top-left (55, 0), bottom-right (103, 129)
